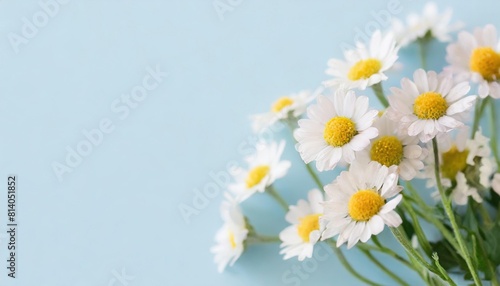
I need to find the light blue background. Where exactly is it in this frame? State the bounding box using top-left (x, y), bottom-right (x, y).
top-left (0, 0), bottom-right (497, 285)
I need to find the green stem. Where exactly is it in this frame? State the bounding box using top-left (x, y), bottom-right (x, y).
top-left (467, 202), bottom-right (499, 286)
top-left (489, 98), bottom-right (500, 167)
top-left (431, 138), bottom-right (483, 286)
top-left (476, 234), bottom-right (500, 286)
top-left (401, 198), bottom-right (433, 257)
top-left (247, 234), bottom-right (280, 244)
top-left (404, 183), bottom-right (460, 251)
top-left (266, 185), bottom-right (288, 211)
top-left (432, 253), bottom-right (458, 286)
top-left (406, 256), bottom-right (431, 285)
top-left (405, 182), bottom-right (432, 212)
top-left (466, 175), bottom-right (489, 193)
top-left (371, 235), bottom-right (384, 250)
top-left (305, 163), bottom-right (324, 190)
top-left (372, 82), bottom-right (389, 108)
top-left (360, 249), bottom-right (410, 286)
top-left (356, 241), bottom-right (414, 270)
top-left (477, 203), bottom-right (493, 229)
top-left (326, 240), bottom-right (383, 286)
top-left (412, 207), bottom-right (460, 252)
top-left (390, 227), bottom-right (444, 280)
top-left (417, 38), bottom-right (428, 70)
top-left (285, 120), bottom-right (325, 191)
top-left (471, 98), bottom-right (488, 137)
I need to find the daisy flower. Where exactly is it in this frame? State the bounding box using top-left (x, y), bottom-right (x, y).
top-left (446, 24), bottom-right (500, 98)
top-left (358, 113), bottom-right (426, 180)
top-left (422, 128), bottom-right (496, 205)
top-left (386, 69), bottom-right (476, 143)
top-left (294, 89), bottom-right (379, 171)
top-left (391, 2), bottom-right (462, 47)
top-left (210, 197), bottom-right (248, 273)
top-left (279, 189), bottom-right (324, 261)
top-left (229, 140), bottom-right (291, 202)
top-left (321, 161), bottom-right (403, 249)
top-left (251, 89), bottom-right (319, 133)
top-left (324, 30), bottom-right (399, 90)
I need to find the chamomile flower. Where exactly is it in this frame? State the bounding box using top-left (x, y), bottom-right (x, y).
top-left (229, 140), bottom-right (291, 202)
top-left (358, 113), bottom-right (426, 180)
top-left (324, 30), bottom-right (399, 90)
top-left (294, 89), bottom-right (379, 171)
top-left (446, 24), bottom-right (500, 98)
top-left (422, 128), bottom-right (495, 205)
top-left (251, 90), bottom-right (319, 133)
top-left (321, 161), bottom-right (403, 249)
top-left (210, 197), bottom-right (248, 273)
top-left (279, 189), bottom-right (324, 261)
top-left (386, 69), bottom-right (476, 143)
top-left (391, 2), bottom-right (462, 46)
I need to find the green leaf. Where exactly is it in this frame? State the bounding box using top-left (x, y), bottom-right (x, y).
top-left (397, 206), bottom-right (415, 238)
top-left (430, 239), bottom-right (466, 270)
top-left (486, 188), bottom-right (500, 207)
top-left (483, 221), bottom-right (500, 265)
top-left (461, 204), bottom-right (479, 233)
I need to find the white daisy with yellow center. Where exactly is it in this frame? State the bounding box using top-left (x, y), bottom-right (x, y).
top-left (358, 114), bottom-right (426, 180)
top-left (210, 197), bottom-right (248, 273)
top-left (391, 2), bottom-right (462, 47)
top-left (229, 140), bottom-right (291, 202)
top-left (251, 90), bottom-right (318, 133)
top-left (320, 161), bottom-right (403, 249)
top-left (446, 24), bottom-right (500, 99)
top-left (294, 89), bottom-right (379, 171)
top-left (279, 189), bottom-right (324, 261)
top-left (421, 128), bottom-right (496, 205)
top-left (386, 69), bottom-right (476, 143)
top-left (324, 30), bottom-right (399, 90)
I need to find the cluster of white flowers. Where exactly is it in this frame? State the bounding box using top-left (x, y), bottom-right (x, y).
top-left (211, 2), bottom-right (500, 282)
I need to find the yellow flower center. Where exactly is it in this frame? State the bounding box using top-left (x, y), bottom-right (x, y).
top-left (370, 136), bottom-right (404, 167)
top-left (245, 165), bottom-right (270, 188)
top-left (323, 117), bottom-right (357, 147)
top-left (271, 97), bottom-right (294, 113)
top-left (413, 92), bottom-right (448, 120)
top-left (297, 213), bottom-right (321, 242)
top-left (348, 58), bottom-right (382, 81)
top-left (441, 145), bottom-right (469, 180)
top-left (228, 231), bottom-right (237, 249)
top-left (470, 47), bottom-right (500, 81)
top-left (348, 190), bottom-right (385, 221)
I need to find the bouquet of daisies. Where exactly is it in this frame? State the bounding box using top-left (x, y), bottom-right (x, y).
top-left (211, 3), bottom-right (500, 285)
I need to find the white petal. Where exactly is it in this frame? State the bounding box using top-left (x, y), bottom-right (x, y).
top-left (380, 195), bottom-right (402, 213)
top-left (381, 211), bottom-right (402, 227)
top-left (413, 69), bottom-right (429, 93)
top-left (447, 96), bottom-right (476, 115)
top-left (403, 145), bottom-right (422, 159)
top-left (347, 223), bottom-right (364, 249)
top-left (368, 215), bottom-right (384, 235)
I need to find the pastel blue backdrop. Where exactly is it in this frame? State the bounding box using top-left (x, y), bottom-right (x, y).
top-left (0, 0), bottom-right (497, 285)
